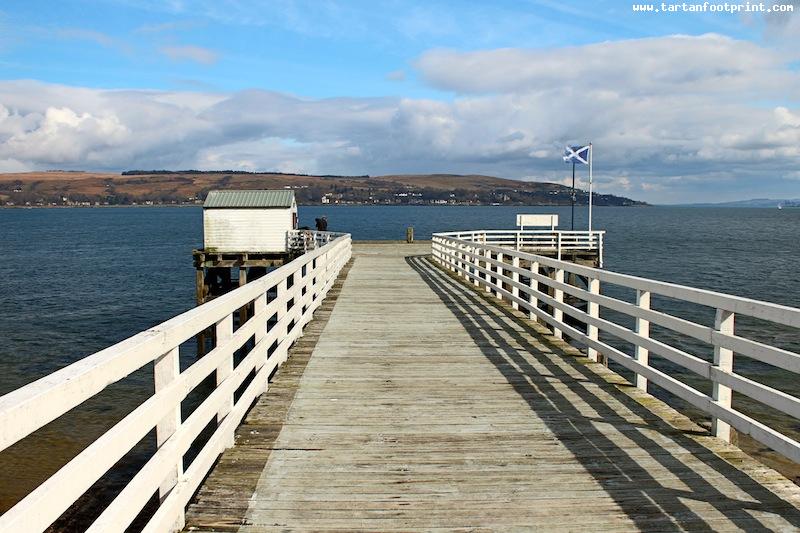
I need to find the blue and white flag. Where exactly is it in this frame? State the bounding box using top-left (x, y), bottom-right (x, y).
top-left (563, 145), bottom-right (590, 165)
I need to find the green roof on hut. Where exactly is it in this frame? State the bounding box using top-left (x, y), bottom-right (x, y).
top-left (203, 189), bottom-right (295, 209)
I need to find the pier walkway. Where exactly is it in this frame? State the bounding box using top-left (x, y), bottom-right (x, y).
top-left (185, 244), bottom-right (800, 532)
top-left (3, 236), bottom-right (800, 532)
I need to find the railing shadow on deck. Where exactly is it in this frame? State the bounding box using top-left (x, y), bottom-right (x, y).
top-left (405, 254), bottom-right (800, 532)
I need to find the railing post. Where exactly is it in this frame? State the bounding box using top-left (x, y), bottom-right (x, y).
top-left (599, 233), bottom-right (604, 268)
top-left (484, 248), bottom-right (492, 293)
top-left (495, 252), bottom-right (504, 299)
top-left (215, 313), bottom-right (235, 448)
top-left (511, 255), bottom-right (519, 309)
top-left (255, 291), bottom-right (267, 392)
top-left (557, 233), bottom-right (562, 261)
top-left (448, 242), bottom-right (456, 272)
top-left (586, 277), bottom-right (600, 362)
top-left (472, 245), bottom-right (480, 287)
top-left (154, 346), bottom-right (184, 529)
top-left (238, 266), bottom-right (248, 325)
top-left (712, 309), bottom-right (735, 442)
top-left (290, 269), bottom-right (303, 343)
top-left (528, 260), bottom-right (539, 320)
top-left (552, 268), bottom-right (564, 338)
top-left (635, 290), bottom-right (650, 390)
top-left (515, 231), bottom-right (520, 251)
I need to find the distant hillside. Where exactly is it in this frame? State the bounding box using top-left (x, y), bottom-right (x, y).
top-left (680, 198), bottom-right (800, 208)
top-left (0, 170), bottom-right (647, 207)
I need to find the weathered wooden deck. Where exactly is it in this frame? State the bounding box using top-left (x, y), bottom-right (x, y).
top-left (185, 243), bottom-right (800, 532)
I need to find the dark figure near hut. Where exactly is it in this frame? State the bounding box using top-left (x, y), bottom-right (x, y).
top-left (315, 216), bottom-right (328, 232)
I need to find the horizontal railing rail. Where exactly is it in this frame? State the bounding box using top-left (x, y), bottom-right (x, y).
top-left (435, 229), bottom-right (605, 266)
top-left (288, 230), bottom-right (347, 253)
top-left (432, 231), bottom-right (800, 465)
top-left (0, 234), bottom-right (352, 532)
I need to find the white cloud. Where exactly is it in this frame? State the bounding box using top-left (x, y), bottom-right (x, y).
top-left (415, 34), bottom-right (800, 96)
top-left (3, 106), bottom-right (129, 164)
top-left (160, 45), bottom-right (219, 64)
top-left (1, 33), bottom-right (799, 202)
top-left (56, 28), bottom-right (115, 46)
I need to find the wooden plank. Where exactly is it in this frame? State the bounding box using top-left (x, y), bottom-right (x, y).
top-left (184, 243), bottom-right (800, 532)
top-left (435, 237), bottom-right (800, 459)
top-left (183, 260), bottom-right (354, 531)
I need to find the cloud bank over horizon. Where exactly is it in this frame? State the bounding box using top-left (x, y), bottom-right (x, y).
top-left (1, 33), bottom-right (799, 203)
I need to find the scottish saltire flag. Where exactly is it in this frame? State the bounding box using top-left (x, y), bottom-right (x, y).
top-left (563, 145), bottom-right (590, 165)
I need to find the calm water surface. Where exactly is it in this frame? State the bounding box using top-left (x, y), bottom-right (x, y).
top-left (0, 205), bottom-right (799, 513)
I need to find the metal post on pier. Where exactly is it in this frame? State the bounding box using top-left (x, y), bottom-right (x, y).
top-left (571, 160), bottom-right (576, 230)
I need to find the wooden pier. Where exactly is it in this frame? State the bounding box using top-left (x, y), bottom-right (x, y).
top-left (2, 232), bottom-right (800, 532)
top-left (183, 243), bottom-right (800, 531)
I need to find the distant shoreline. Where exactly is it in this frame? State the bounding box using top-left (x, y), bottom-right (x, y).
top-left (0, 170), bottom-right (647, 207)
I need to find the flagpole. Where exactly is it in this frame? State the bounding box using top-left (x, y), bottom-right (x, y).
top-left (588, 143), bottom-right (593, 233)
top-left (571, 160), bottom-right (575, 230)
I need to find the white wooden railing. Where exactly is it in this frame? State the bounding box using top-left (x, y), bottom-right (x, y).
top-left (435, 230), bottom-right (604, 266)
top-left (432, 231), bottom-right (800, 464)
top-left (288, 230), bottom-right (346, 253)
top-left (0, 234), bottom-right (352, 533)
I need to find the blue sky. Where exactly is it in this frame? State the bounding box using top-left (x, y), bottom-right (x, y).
top-left (0, 0), bottom-right (780, 97)
top-left (1, 0), bottom-right (799, 202)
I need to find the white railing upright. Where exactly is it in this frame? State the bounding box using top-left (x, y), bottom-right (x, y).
top-left (0, 234), bottom-right (352, 533)
top-left (432, 231), bottom-right (800, 465)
